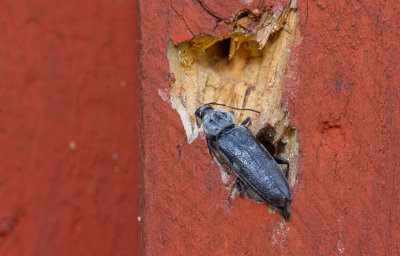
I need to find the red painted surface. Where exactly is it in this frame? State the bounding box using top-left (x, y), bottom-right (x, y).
top-left (0, 1), bottom-right (140, 255)
top-left (140, 0), bottom-right (400, 255)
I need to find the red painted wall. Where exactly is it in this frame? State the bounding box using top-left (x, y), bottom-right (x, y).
top-left (140, 0), bottom-right (400, 255)
top-left (0, 1), bottom-right (140, 255)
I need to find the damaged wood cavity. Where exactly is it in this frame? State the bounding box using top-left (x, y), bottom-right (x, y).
top-left (166, 6), bottom-right (299, 188)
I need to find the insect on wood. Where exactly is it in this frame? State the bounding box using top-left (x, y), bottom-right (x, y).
top-left (195, 102), bottom-right (292, 219)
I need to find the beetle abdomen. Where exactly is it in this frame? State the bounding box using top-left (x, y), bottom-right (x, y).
top-left (216, 126), bottom-right (292, 207)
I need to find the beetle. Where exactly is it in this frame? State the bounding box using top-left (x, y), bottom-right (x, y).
top-left (195, 102), bottom-right (292, 219)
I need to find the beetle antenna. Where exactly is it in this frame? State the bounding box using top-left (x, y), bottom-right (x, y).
top-left (207, 102), bottom-right (261, 114)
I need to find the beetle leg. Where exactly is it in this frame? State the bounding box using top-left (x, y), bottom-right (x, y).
top-left (274, 156), bottom-right (290, 179)
top-left (207, 138), bottom-right (234, 175)
top-left (225, 173), bottom-right (236, 185)
top-left (227, 175), bottom-right (236, 195)
top-left (240, 116), bottom-right (251, 126)
top-left (206, 139), bottom-right (214, 158)
top-left (207, 139), bottom-right (221, 162)
top-left (236, 178), bottom-right (245, 195)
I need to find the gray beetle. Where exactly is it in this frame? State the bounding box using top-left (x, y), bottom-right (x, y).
top-left (195, 102), bottom-right (292, 219)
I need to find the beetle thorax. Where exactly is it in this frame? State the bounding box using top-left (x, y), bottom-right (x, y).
top-left (202, 109), bottom-right (235, 138)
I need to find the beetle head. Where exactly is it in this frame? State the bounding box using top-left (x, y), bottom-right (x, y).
top-left (195, 104), bottom-right (214, 127)
top-left (197, 107), bottom-right (235, 138)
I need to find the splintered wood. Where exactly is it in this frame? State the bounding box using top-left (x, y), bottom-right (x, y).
top-left (167, 6), bottom-right (299, 186)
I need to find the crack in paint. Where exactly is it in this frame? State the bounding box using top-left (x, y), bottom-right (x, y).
top-left (170, 0), bottom-right (194, 36)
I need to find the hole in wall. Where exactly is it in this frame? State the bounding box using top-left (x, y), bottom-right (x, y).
top-left (256, 125), bottom-right (277, 156)
top-left (166, 5), bottom-right (300, 189)
top-left (208, 38), bottom-right (231, 61)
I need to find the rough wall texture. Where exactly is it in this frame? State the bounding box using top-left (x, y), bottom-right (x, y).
top-left (140, 0), bottom-right (400, 255)
top-left (0, 1), bottom-right (140, 255)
